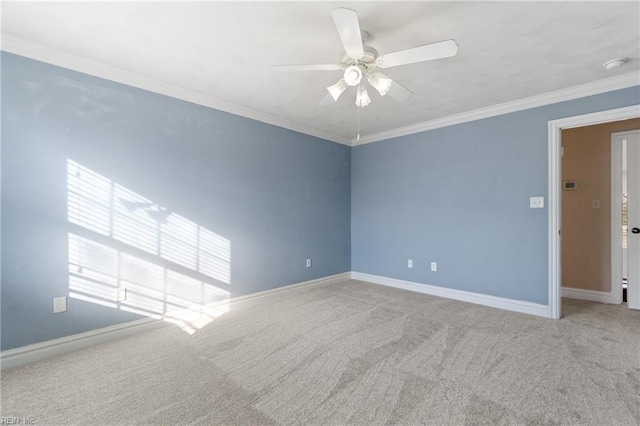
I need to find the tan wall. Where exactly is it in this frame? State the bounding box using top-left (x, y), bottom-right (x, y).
top-left (562, 118), bottom-right (640, 292)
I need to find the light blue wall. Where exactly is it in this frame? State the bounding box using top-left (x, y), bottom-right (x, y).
top-left (352, 86), bottom-right (639, 305)
top-left (2, 51), bottom-right (638, 352)
top-left (1, 53), bottom-right (351, 350)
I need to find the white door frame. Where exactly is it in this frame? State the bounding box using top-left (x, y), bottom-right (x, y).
top-left (548, 105), bottom-right (640, 319)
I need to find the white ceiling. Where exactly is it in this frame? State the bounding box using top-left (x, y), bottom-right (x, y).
top-left (2, 2), bottom-right (639, 145)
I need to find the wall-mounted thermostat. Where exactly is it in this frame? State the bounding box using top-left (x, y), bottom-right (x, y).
top-left (563, 180), bottom-right (578, 190)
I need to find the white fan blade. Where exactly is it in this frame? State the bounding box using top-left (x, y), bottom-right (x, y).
top-left (377, 39), bottom-right (458, 68)
top-left (319, 92), bottom-right (336, 106)
top-left (387, 80), bottom-right (414, 103)
top-left (273, 64), bottom-right (341, 72)
top-left (331, 8), bottom-right (364, 60)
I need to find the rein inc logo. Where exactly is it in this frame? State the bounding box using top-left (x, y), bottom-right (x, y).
top-left (0, 418), bottom-right (35, 425)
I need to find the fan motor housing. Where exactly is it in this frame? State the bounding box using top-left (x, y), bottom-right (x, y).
top-left (340, 45), bottom-right (379, 71)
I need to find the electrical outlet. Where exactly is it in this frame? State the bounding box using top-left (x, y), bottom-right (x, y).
top-left (306, 258), bottom-right (312, 268)
top-left (431, 262), bottom-right (437, 272)
top-left (408, 259), bottom-right (413, 268)
top-left (53, 296), bottom-right (67, 313)
top-left (116, 288), bottom-right (127, 302)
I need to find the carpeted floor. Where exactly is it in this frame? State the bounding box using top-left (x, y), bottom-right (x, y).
top-left (1, 279), bottom-right (639, 425)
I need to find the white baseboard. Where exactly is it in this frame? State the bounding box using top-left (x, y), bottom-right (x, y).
top-left (2, 270), bottom-right (551, 369)
top-left (0, 272), bottom-right (350, 370)
top-left (227, 272), bottom-right (351, 304)
top-left (351, 272), bottom-right (551, 318)
top-left (0, 318), bottom-right (164, 371)
top-left (562, 286), bottom-right (616, 304)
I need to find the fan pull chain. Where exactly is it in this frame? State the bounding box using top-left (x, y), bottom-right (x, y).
top-left (356, 105), bottom-right (361, 141)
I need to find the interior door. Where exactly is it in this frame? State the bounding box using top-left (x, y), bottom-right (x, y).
top-left (626, 130), bottom-right (640, 309)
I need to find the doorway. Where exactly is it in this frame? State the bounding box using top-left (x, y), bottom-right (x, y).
top-left (548, 105), bottom-right (640, 319)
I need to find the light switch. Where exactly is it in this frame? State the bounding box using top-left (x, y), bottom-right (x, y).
top-left (530, 197), bottom-right (544, 208)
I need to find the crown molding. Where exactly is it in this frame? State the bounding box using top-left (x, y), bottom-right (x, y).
top-left (3, 34), bottom-right (638, 148)
top-left (1, 34), bottom-right (352, 146)
top-left (354, 71), bottom-right (640, 146)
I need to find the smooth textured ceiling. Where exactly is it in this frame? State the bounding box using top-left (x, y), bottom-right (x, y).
top-left (2, 2), bottom-right (639, 142)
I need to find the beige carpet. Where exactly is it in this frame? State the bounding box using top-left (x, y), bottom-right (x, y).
top-left (1, 279), bottom-right (639, 425)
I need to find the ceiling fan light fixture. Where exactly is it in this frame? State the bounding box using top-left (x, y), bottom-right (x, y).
top-left (368, 73), bottom-right (393, 96)
top-left (275, 7), bottom-right (456, 110)
top-left (327, 79), bottom-right (348, 101)
top-left (344, 65), bottom-right (363, 86)
top-left (355, 85), bottom-right (371, 107)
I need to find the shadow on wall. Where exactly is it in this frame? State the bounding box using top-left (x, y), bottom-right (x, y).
top-left (67, 160), bottom-right (231, 334)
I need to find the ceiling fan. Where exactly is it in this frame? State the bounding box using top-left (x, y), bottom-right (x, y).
top-left (274, 7), bottom-right (458, 108)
